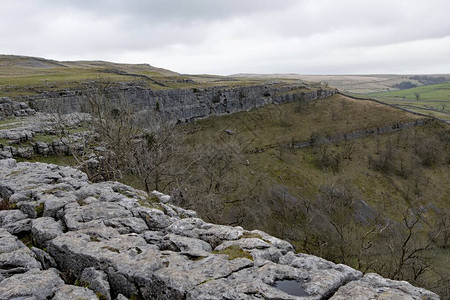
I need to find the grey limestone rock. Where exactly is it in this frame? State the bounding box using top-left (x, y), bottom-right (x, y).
top-left (41, 192), bottom-right (77, 218)
top-left (168, 218), bottom-right (244, 248)
top-left (53, 284), bottom-right (99, 300)
top-left (80, 267), bottom-right (111, 300)
top-left (0, 228), bottom-right (41, 278)
top-left (116, 294), bottom-right (128, 300)
top-left (0, 209), bottom-right (31, 235)
top-left (166, 203), bottom-right (197, 218)
top-left (151, 190), bottom-right (173, 203)
top-left (0, 160), bottom-right (441, 299)
top-left (138, 207), bottom-right (171, 230)
top-left (247, 229), bottom-right (295, 254)
top-left (0, 228), bottom-right (26, 254)
top-left (103, 217), bottom-right (149, 234)
top-left (330, 273), bottom-right (439, 300)
top-left (31, 247), bottom-right (57, 269)
top-left (0, 247), bottom-right (41, 277)
top-left (0, 209), bottom-right (28, 226)
top-left (47, 231), bottom-right (165, 297)
top-left (140, 230), bottom-right (164, 246)
top-left (31, 217), bottom-right (64, 248)
top-left (161, 233), bottom-right (212, 257)
top-left (150, 255), bottom-right (254, 299)
top-left (215, 237), bottom-right (271, 251)
top-left (63, 201), bottom-right (133, 231)
top-left (30, 83), bottom-right (336, 125)
top-left (0, 268), bottom-right (64, 300)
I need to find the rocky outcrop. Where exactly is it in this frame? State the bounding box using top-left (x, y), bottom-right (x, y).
top-left (25, 83), bottom-right (336, 124)
top-left (0, 113), bottom-right (89, 159)
top-left (0, 159), bottom-right (439, 299)
top-left (0, 97), bottom-right (36, 117)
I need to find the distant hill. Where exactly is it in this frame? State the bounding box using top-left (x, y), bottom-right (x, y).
top-left (0, 55), bottom-right (274, 98)
top-left (232, 73), bottom-right (450, 94)
top-left (0, 54), bottom-right (179, 76)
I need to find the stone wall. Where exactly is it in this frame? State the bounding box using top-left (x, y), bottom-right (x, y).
top-left (0, 159), bottom-right (440, 299)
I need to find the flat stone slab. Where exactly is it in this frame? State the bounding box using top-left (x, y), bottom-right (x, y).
top-left (0, 268), bottom-right (64, 299)
top-left (330, 273), bottom-right (440, 300)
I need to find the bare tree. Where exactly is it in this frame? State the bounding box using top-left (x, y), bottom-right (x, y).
top-left (129, 126), bottom-right (183, 193)
top-left (414, 92), bottom-right (421, 101)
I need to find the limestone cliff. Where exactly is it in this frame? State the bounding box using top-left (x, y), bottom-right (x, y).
top-left (21, 82), bottom-right (336, 124)
top-left (0, 159), bottom-right (439, 299)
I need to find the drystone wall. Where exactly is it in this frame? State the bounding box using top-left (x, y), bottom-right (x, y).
top-left (0, 159), bottom-right (439, 299)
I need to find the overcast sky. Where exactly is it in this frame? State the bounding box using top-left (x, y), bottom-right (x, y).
top-left (1, 0), bottom-right (449, 75)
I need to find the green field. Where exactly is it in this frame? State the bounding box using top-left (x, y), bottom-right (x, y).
top-left (364, 83), bottom-right (450, 123)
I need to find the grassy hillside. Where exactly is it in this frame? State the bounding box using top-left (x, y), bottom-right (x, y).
top-left (0, 55), bottom-right (274, 98)
top-left (179, 94), bottom-right (449, 216)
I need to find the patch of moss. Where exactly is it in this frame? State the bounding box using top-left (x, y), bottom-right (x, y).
top-left (102, 246), bottom-right (120, 253)
top-left (241, 232), bottom-right (263, 239)
top-left (90, 236), bottom-right (100, 242)
top-left (137, 195), bottom-right (164, 211)
top-left (212, 245), bottom-right (253, 261)
top-left (19, 234), bottom-right (34, 249)
top-left (34, 133), bottom-right (57, 143)
top-left (35, 202), bottom-right (44, 218)
top-left (96, 292), bottom-right (108, 300)
top-left (43, 187), bottom-right (63, 194)
top-left (199, 278), bottom-right (213, 285)
top-left (74, 279), bottom-right (90, 288)
top-left (6, 169), bottom-right (27, 177)
top-left (130, 293), bottom-right (139, 300)
top-left (0, 197), bottom-right (12, 210)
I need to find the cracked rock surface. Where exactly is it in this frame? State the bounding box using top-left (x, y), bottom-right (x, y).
top-left (0, 159), bottom-right (440, 299)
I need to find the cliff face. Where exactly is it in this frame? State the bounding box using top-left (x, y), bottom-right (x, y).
top-left (23, 83), bottom-right (336, 123)
top-left (0, 159), bottom-right (440, 299)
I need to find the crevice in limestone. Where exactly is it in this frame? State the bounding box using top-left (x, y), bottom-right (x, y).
top-left (320, 276), bottom-right (360, 300)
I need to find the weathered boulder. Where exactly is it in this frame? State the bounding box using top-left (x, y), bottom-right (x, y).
top-left (0, 209), bottom-right (31, 235)
top-left (31, 217), bottom-right (64, 248)
top-left (53, 284), bottom-right (98, 300)
top-left (0, 247), bottom-right (41, 277)
top-left (0, 268), bottom-right (64, 300)
top-left (0, 228), bottom-right (26, 254)
top-left (63, 201), bottom-right (133, 231)
top-left (330, 273), bottom-right (439, 300)
top-left (161, 233), bottom-right (212, 257)
top-left (0, 229), bottom-right (41, 278)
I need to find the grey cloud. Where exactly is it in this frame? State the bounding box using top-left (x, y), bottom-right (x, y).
top-left (36, 0), bottom-right (299, 22)
top-left (0, 0), bottom-right (449, 74)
